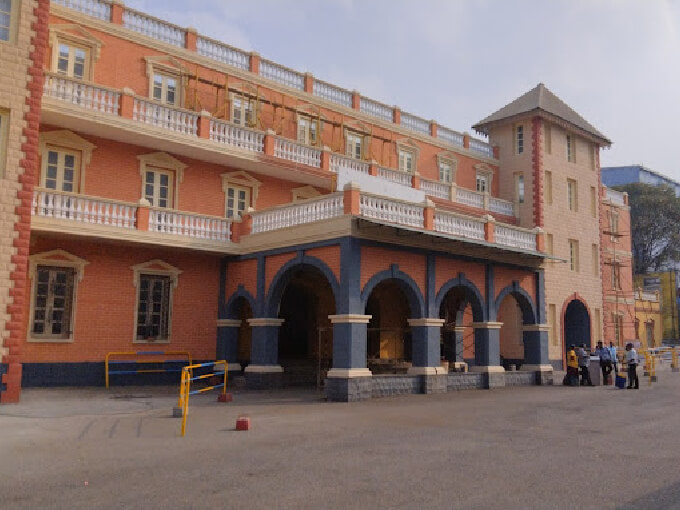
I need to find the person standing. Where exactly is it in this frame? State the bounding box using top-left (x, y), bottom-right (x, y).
top-left (609, 342), bottom-right (618, 375)
top-left (578, 344), bottom-right (594, 386)
top-left (625, 343), bottom-right (639, 389)
top-left (595, 341), bottom-right (612, 383)
top-left (566, 345), bottom-right (579, 386)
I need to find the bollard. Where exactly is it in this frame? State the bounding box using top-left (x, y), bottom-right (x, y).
top-left (236, 416), bottom-right (250, 431)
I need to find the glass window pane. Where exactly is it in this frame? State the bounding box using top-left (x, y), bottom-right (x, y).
top-left (146, 171), bottom-right (155, 184)
top-left (160, 174), bottom-right (169, 186)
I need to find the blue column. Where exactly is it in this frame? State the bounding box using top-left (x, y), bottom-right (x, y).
top-left (216, 320), bottom-right (241, 367)
top-left (247, 318), bottom-right (284, 366)
top-left (473, 323), bottom-right (502, 367)
top-left (523, 327), bottom-right (550, 365)
top-left (330, 317), bottom-right (370, 369)
top-left (409, 319), bottom-right (444, 370)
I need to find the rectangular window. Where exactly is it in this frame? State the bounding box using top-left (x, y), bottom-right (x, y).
top-left (297, 116), bottom-right (318, 146)
top-left (152, 73), bottom-right (178, 105)
top-left (568, 239), bottom-right (579, 272)
top-left (476, 173), bottom-right (489, 193)
top-left (546, 233), bottom-right (553, 255)
top-left (42, 148), bottom-right (79, 193)
top-left (609, 210), bottom-right (619, 242)
top-left (345, 132), bottom-right (362, 160)
top-left (545, 170), bottom-right (552, 205)
top-left (0, 109), bottom-right (7, 177)
top-left (515, 124), bottom-right (524, 154)
top-left (31, 266), bottom-right (76, 340)
top-left (231, 95), bottom-right (253, 127)
top-left (567, 178), bottom-right (578, 211)
top-left (548, 304), bottom-right (557, 347)
top-left (136, 274), bottom-right (171, 341)
top-left (56, 43), bottom-right (89, 80)
top-left (590, 186), bottom-right (597, 218)
top-left (439, 160), bottom-right (453, 183)
top-left (225, 185), bottom-right (250, 219)
top-left (566, 134), bottom-right (575, 163)
top-left (594, 308), bottom-right (601, 342)
top-left (612, 263), bottom-right (621, 290)
top-left (398, 150), bottom-right (414, 173)
top-left (545, 124), bottom-right (552, 154)
top-left (515, 173), bottom-right (525, 204)
top-left (592, 243), bottom-right (599, 276)
top-left (144, 167), bottom-right (173, 208)
top-left (0, 0), bottom-right (12, 42)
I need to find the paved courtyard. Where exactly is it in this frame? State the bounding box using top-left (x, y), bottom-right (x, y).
top-left (2, 370), bottom-right (680, 510)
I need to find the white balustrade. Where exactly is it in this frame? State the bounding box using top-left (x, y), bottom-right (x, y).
top-left (250, 194), bottom-right (344, 234)
top-left (260, 60), bottom-right (304, 90)
top-left (133, 99), bottom-right (198, 136)
top-left (420, 179), bottom-right (450, 200)
top-left (605, 188), bottom-right (626, 205)
top-left (330, 154), bottom-right (368, 174)
top-left (434, 211), bottom-right (485, 240)
top-left (210, 120), bottom-right (264, 152)
top-left (43, 74), bottom-right (120, 114)
top-left (495, 225), bottom-right (536, 251)
top-left (197, 36), bottom-right (250, 70)
top-left (149, 210), bottom-right (231, 241)
top-left (456, 187), bottom-right (485, 209)
top-left (359, 195), bottom-right (423, 228)
top-left (489, 197), bottom-right (515, 216)
top-left (123, 9), bottom-right (186, 47)
top-left (469, 138), bottom-right (494, 158)
top-left (274, 138), bottom-right (321, 167)
top-left (313, 80), bottom-right (353, 108)
top-left (401, 112), bottom-right (430, 135)
top-left (360, 97), bottom-right (393, 122)
top-left (377, 167), bottom-right (412, 187)
top-left (52, 0), bottom-right (112, 21)
top-left (33, 190), bottom-right (136, 228)
top-left (437, 127), bottom-right (464, 147)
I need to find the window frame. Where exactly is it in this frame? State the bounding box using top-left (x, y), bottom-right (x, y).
top-left (592, 243), bottom-right (599, 276)
top-left (514, 124), bottom-right (524, 155)
top-left (221, 171), bottom-right (261, 218)
top-left (296, 114), bottom-right (320, 146)
top-left (515, 172), bottom-right (525, 204)
top-left (609, 209), bottom-right (620, 242)
top-left (568, 239), bottom-right (579, 272)
top-left (345, 130), bottom-right (363, 160)
top-left (545, 170), bottom-right (552, 205)
top-left (230, 92), bottom-right (255, 127)
top-left (225, 185), bottom-right (251, 219)
top-left (131, 259), bottom-right (181, 344)
top-left (49, 25), bottom-right (103, 81)
top-left (143, 166), bottom-right (175, 209)
top-left (137, 152), bottom-right (186, 209)
top-left (39, 130), bottom-right (95, 195)
top-left (436, 154), bottom-right (457, 184)
top-left (566, 134), bottom-right (576, 163)
top-left (151, 71), bottom-right (179, 106)
top-left (0, 0), bottom-right (19, 44)
top-left (41, 146), bottom-right (80, 193)
top-left (567, 178), bottom-right (578, 212)
top-left (590, 186), bottom-right (597, 218)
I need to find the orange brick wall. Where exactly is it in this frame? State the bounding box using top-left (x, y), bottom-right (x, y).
top-left (265, 252), bottom-right (297, 295)
top-left (23, 238), bottom-right (220, 362)
top-left (361, 247), bottom-right (425, 297)
top-left (494, 267), bottom-right (536, 304)
top-left (224, 259), bottom-right (257, 305)
top-left (304, 245), bottom-right (341, 282)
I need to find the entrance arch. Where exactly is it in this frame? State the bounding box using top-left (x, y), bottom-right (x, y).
top-left (563, 297), bottom-right (591, 354)
top-left (495, 283), bottom-right (538, 369)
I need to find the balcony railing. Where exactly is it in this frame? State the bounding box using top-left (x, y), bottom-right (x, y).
top-left (420, 178), bottom-right (451, 200)
top-left (33, 189), bottom-right (137, 228)
top-left (251, 193), bottom-right (344, 234)
top-left (434, 211), bottom-right (485, 240)
top-left (378, 167), bottom-right (412, 187)
top-left (133, 99), bottom-right (198, 136)
top-left (149, 209), bottom-right (231, 241)
top-left (456, 187), bottom-right (485, 209)
top-left (495, 225), bottom-right (536, 251)
top-left (44, 73), bottom-right (120, 115)
top-left (52, 0), bottom-right (111, 21)
top-left (313, 80), bottom-right (353, 108)
top-left (489, 197), bottom-right (514, 216)
top-left (274, 138), bottom-right (321, 168)
top-left (123, 8), bottom-right (186, 47)
top-left (401, 112), bottom-right (430, 136)
top-left (437, 127), bottom-right (464, 148)
top-left (259, 60), bottom-right (304, 90)
top-left (360, 97), bottom-right (393, 122)
top-left (330, 154), bottom-right (369, 174)
top-left (209, 119), bottom-right (264, 152)
top-left (469, 139), bottom-right (494, 158)
top-left (360, 194), bottom-right (423, 228)
top-left (196, 36), bottom-right (250, 70)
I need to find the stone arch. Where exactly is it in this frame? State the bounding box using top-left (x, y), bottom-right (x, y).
top-left (561, 293), bottom-right (592, 359)
top-left (360, 264), bottom-right (425, 319)
top-left (225, 285), bottom-right (256, 319)
top-left (435, 273), bottom-right (486, 323)
top-left (494, 281), bottom-right (537, 325)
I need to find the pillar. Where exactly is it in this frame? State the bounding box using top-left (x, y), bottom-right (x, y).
top-left (471, 321), bottom-right (505, 388)
top-left (244, 318), bottom-right (284, 388)
top-left (407, 318), bottom-right (447, 393)
top-left (216, 319), bottom-right (242, 371)
top-left (521, 324), bottom-right (553, 384)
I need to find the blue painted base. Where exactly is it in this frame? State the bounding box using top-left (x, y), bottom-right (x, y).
top-left (0, 363), bottom-right (6, 393)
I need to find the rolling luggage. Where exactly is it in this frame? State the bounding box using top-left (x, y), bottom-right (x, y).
top-left (615, 373), bottom-right (627, 389)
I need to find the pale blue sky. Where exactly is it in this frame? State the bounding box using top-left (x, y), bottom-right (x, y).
top-left (126, 0), bottom-right (680, 178)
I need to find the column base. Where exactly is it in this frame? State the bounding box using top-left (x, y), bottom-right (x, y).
top-left (470, 365), bottom-right (505, 388)
top-left (452, 362), bottom-right (468, 372)
top-left (521, 364), bottom-right (554, 385)
top-left (325, 372), bottom-right (372, 402)
top-left (326, 368), bottom-right (372, 378)
top-left (244, 365), bottom-right (283, 389)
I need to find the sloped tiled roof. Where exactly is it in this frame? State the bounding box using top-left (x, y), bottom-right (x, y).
top-left (473, 83), bottom-right (611, 146)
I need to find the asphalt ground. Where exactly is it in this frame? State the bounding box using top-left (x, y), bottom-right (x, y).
top-left (1, 368), bottom-right (680, 510)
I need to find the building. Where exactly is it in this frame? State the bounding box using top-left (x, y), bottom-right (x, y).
top-left (634, 288), bottom-right (662, 349)
top-left (0, 1), bottom-right (626, 402)
top-left (602, 165), bottom-right (680, 196)
top-left (0, 0), bottom-right (50, 403)
top-left (635, 272), bottom-right (680, 342)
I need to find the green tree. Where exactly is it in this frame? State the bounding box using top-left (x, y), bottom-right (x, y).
top-left (614, 183), bottom-right (680, 274)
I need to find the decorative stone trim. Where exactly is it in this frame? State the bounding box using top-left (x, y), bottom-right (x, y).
top-left (407, 318), bottom-right (445, 327)
top-left (131, 259), bottom-right (181, 288)
top-left (137, 151), bottom-right (187, 207)
top-left (246, 318), bottom-right (284, 327)
top-left (28, 249), bottom-right (89, 282)
top-left (216, 319), bottom-right (241, 327)
top-left (39, 130), bottom-right (96, 193)
top-left (328, 314), bottom-right (372, 324)
top-left (471, 321), bottom-right (503, 329)
top-left (244, 364), bottom-right (284, 373)
top-left (521, 364), bottom-right (553, 372)
top-left (522, 324), bottom-right (550, 332)
top-left (454, 326), bottom-right (467, 334)
top-left (221, 170), bottom-right (262, 210)
top-left (326, 368), bottom-right (372, 378)
top-left (470, 365), bottom-right (505, 373)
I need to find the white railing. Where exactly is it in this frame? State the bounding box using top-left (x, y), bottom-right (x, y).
top-left (359, 195), bottom-right (423, 228)
top-left (434, 211), bottom-right (485, 240)
top-left (43, 74), bottom-right (120, 115)
top-left (456, 187), bottom-right (485, 209)
top-left (606, 188), bottom-right (626, 205)
top-left (52, 0), bottom-right (112, 21)
top-left (437, 127), bottom-right (464, 147)
top-left (420, 179), bottom-right (450, 200)
top-left (133, 99), bottom-right (198, 136)
top-left (210, 119), bottom-right (264, 152)
top-left (251, 193), bottom-right (344, 234)
top-left (32, 190), bottom-right (136, 229)
top-left (495, 225), bottom-right (536, 251)
top-left (469, 138), bottom-right (494, 158)
top-left (274, 138), bottom-right (321, 167)
top-left (313, 80), bottom-right (353, 108)
top-left (197, 36), bottom-right (250, 70)
top-left (123, 9), bottom-right (186, 47)
top-left (330, 154), bottom-right (369, 174)
top-left (377, 167), bottom-right (412, 187)
top-left (149, 210), bottom-right (231, 241)
top-left (401, 112), bottom-right (430, 135)
top-left (260, 60), bottom-right (304, 90)
top-left (360, 97), bottom-right (393, 122)
top-left (489, 197), bottom-right (515, 216)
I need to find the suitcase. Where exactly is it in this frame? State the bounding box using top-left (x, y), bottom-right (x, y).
top-left (615, 374), bottom-right (627, 389)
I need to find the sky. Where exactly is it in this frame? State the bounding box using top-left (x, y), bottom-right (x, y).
top-left (125, 0), bottom-right (680, 179)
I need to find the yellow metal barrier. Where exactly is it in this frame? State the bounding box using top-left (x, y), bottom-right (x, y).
top-left (105, 350), bottom-right (192, 388)
top-left (178, 360), bottom-right (228, 437)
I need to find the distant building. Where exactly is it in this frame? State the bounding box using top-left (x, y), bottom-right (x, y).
top-left (633, 289), bottom-right (662, 349)
top-left (635, 272), bottom-right (680, 341)
top-left (601, 165), bottom-right (680, 196)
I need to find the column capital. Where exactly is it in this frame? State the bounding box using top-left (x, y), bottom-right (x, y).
top-left (244, 364), bottom-right (283, 373)
top-left (471, 321), bottom-right (503, 329)
top-left (247, 318), bottom-right (285, 327)
top-left (216, 319), bottom-right (241, 327)
top-left (407, 318), bottom-right (445, 327)
top-left (328, 314), bottom-right (371, 324)
top-left (522, 324), bottom-right (550, 332)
